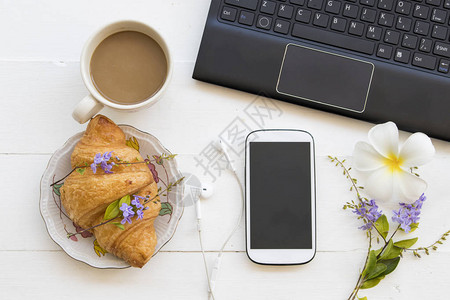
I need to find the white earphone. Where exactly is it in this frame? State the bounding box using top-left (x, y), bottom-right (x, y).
top-left (193, 139), bottom-right (244, 300)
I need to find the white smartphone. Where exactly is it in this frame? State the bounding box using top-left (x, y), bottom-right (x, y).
top-left (245, 129), bottom-right (316, 265)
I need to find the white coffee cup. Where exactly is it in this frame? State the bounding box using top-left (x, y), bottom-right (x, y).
top-left (73, 20), bottom-right (172, 123)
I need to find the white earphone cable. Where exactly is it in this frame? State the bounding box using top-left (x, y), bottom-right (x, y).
top-left (196, 140), bottom-right (245, 300)
top-left (198, 219), bottom-right (216, 300)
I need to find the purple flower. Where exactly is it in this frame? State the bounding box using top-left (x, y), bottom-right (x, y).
top-left (103, 151), bottom-right (113, 161)
top-left (120, 203), bottom-right (135, 225)
top-left (136, 209), bottom-right (144, 220)
top-left (131, 195), bottom-right (144, 209)
top-left (392, 194), bottom-right (426, 233)
top-left (353, 199), bottom-right (382, 230)
top-left (90, 151), bottom-right (115, 174)
top-left (93, 153), bottom-right (103, 164)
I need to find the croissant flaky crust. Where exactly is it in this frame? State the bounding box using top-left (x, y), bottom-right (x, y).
top-left (60, 115), bottom-right (161, 267)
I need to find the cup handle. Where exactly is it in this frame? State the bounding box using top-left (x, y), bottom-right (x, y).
top-left (72, 95), bottom-right (104, 124)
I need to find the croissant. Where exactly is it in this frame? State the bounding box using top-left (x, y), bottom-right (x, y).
top-left (60, 115), bottom-right (161, 267)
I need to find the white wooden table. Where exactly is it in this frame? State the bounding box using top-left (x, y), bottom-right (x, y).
top-left (1, 1), bottom-right (449, 299)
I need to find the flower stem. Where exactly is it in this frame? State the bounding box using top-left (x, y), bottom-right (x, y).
top-left (348, 231), bottom-right (372, 300)
top-left (330, 156), bottom-right (387, 243)
top-left (67, 216), bottom-right (119, 238)
top-left (375, 225), bottom-right (400, 259)
top-left (51, 161), bottom-right (151, 186)
top-left (405, 229), bottom-right (450, 254)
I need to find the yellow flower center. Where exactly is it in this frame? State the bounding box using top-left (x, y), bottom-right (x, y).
top-left (384, 154), bottom-right (403, 172)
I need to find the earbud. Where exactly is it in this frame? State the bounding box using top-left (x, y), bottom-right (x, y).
top-left (200, 182), bottom-right (214, 199)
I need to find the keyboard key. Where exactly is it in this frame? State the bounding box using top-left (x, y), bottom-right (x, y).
top-left (257, 15), bottom-right (273, 29)
top-left (331, 17), bottom-right (347, 31)
top-left (378, 12), bottom-right (394, 27)
top-left (396, 1), bottom-right (412, 15)
top-left (367, 25), bottom-right (383, 40)
top-left (419, 38), bottom-right (433, 52)
top-left (360, 0), bottom-right (375, 6)
top-left (343, 3), bottom-right (359, 18)
top-left (325, 0), bottom-right (341, 14)
top-left (445, 0), bottom-right (450, 8)
top-left (412, 53), bottom-right (437, 69)
top-left (349, 21), bottom-right (365, 35)
top-left (432, 25), bottom-right (448, 40)
top-left (378, 0), bottom-right (394, 10)
top-left (431, 9), bottom-right (447, 24)
top-left (225, 0), bottom-right (258, 10)
top-left (377, 44), bottom-right (393, 58)
top-left (278, 4), bottom-right (294, 18)
top-left (426, 0), bottom-right (441, 5)
top-left (394, 48), bottom-right (411, 63)
top-left (313, 12), bottom-right (330, 27)
top-left (307, 0), bottom-right (324, 10)
top-left (402, 34), bottom-right (418, 48)
top-left (260, 0), bottom-right (277, 14)
top-left (433, 41), bottom-right (450, 57)
top-left (274, 19), bottom-right (291, 33)
top-left (221, 6), bottom-right (237, 21)
top-left (290, 0), bottom-right (305, 4)
top-left (292, 23), bottom-right (375, 54)
top-left (296, 9), bottom-right (312, 23)
top-left (413, 4), bottom-right (429, 19)
top-left (361, 8), bottom-right (377, 22)
top-left (384, 30), bottom-right (400, 44)
top-left (396, 16), bottom-right (412, 31)
top-left (438, 59), bottom-right (450, 73)
top-left (414, 21), bottom-right (430, 35)
top-left (239, 11), bottom-right (255, 25)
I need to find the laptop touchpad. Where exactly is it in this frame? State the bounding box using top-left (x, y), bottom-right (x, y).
top-left (276, 44), bottom-right (374, 113)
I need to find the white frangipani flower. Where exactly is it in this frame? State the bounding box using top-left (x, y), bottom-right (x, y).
top-left (352, 122), bottom-right (435, 202)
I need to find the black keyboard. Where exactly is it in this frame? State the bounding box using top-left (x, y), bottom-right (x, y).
top-left (219, 0), bottom-right (450, 75)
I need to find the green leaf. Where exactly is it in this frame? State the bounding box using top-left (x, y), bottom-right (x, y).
top-left (159, 202), bottom-right (173, 216)
top-left (374, 215), bottom-right (389, 239)
top-left (409, 223), bottom-right (419, 233)
top-left (394, 237), bottom-right (418, 249)
top-left (360, 276), bottom-right (384, 289)
top-left (119, 194), bottom-right (131, 207)
top-left (112, 222), bottom-right (124, 230)
top-left (378, 257), bottom-right (401, 277)
top-left (362, 250), bottom-right (377, 277)
top-left (380, 240), bottom-right (403, 260)
top-left (366, 263), bottom-right (387, 280)
top-left (374, 247), bottom-right (383, 256)
top-left (52, 183), bottom-right (64, 196)
top-left (76, 168), bottom-right (85, 175)
top-left (379, 240), bottom-right (393, 259)
top-left (104, 199), bottom-right (120, 220)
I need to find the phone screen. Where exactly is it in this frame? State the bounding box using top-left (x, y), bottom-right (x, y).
top-left (249, 142), bottom-right (312, 249)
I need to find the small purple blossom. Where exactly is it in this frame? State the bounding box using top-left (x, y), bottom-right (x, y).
top-left (392, 194), bottom-right (426, 233)
top-left (120, 203), bottom-right (135, 225)
top-left (93, 153), bottom-right (103, 164)
top-left (136, 209), bottom-right (144, 220)
top-left (131, 195), bottom-right (145, 210)
top-left (353, 199), bottom-right (383, 230)
top-left (90, 151), bottom-right (115, 174)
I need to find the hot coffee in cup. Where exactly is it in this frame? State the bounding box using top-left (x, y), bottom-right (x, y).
top-left (73, 20), bottom-right (172, 123)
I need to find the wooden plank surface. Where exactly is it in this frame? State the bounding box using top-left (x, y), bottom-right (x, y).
top-left (0, 0), bottom-right (449, 299)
